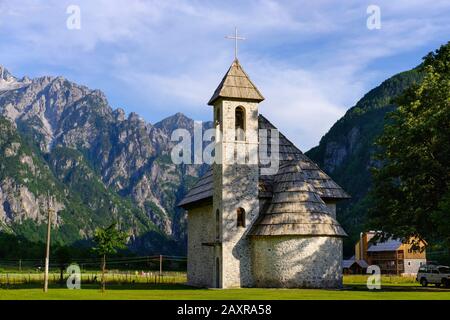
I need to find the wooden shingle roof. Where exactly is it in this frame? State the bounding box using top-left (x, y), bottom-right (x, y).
top-left (207, 59), bottom-right (264, 105)
top-left (249, 161), bottom-right (347, 237)
top-left (178, 115), bottom-right (350, 208)
top-left (258, 116), bottom-right (351, 200)
top-left (177, 169), bottom-right (213, 208)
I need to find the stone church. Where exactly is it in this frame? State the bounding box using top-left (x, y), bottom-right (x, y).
top-left (178, 59), bottom-right (350, 289)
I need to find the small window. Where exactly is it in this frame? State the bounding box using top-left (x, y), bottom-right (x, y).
top-left (237, 207), bottom-right (246, 227)
top-left (438, 267), bottom-right (450, 273)
top-left (235, 107), bottom-right (245, 141)
top-left (215, 209), bottom-right (220, 240)
top-left (215, 107), bottom-right (221, 126)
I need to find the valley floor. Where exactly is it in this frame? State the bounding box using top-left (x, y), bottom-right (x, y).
top-left (1, 281), bottom-right (450, 300)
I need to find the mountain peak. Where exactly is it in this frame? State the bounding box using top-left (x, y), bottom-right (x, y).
top-left (165, 112), bottom-right (190, 122)
top-left (172, 112), bottom-right (189, 121)
top-left (153, 112), bottom-right (213, 135)
top-left (0, 65), bottom-right (16, 81)
top-left (154, 112), bottom-right (193, 131)
top-left (0, 65), bottom-right (30, 92)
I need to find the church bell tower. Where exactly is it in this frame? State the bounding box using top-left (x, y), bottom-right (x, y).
top-left (208, 58), bottom-right (264, 288)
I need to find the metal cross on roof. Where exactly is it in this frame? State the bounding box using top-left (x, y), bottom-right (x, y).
top-left (225, 27), bottom-right (245, 60)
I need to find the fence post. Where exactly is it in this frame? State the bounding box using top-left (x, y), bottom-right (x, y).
top-left (159, 255), bottom-right (163, 283)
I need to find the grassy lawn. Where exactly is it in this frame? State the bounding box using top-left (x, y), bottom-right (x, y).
top-left (0, 275), bottom-right (449, 300)
top-left (1, 285), bottom-right (450, 300)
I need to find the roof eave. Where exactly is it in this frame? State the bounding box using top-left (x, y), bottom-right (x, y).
top-left (249, 232), bottom-right (348, 238)
top-left (321, 194), bottom-right (352, 202)
top-left (207, 95), bottom-right (265, 106)
top-left (177, 196), bottom-right (213, 210)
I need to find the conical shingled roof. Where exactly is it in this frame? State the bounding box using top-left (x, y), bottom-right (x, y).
top-left (257, 115), bottom-right (351, 200)
top-left (178, 115), bottom-right (350, 208)
top-left (249, 161), bottom-right (347, 237)
top-left (208, 59), bottom-right (264, 105)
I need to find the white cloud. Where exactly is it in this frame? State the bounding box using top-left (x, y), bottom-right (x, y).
top-left (1, 0), bottom-right (449, 150)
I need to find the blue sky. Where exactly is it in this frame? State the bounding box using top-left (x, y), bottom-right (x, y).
top-left (0, 0), bottom-right (449, 150)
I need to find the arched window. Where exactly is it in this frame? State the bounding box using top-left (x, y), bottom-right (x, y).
top-left (235, 106), bottom-right (245, 141)
top-left (237, 207), bottom-right (246, 227)
top-left (215, 209), bottom-right (220, 240)
top-left (215, 107), bottom-right (221, 126)
top-left (215, 107), bottom-right (221, 142)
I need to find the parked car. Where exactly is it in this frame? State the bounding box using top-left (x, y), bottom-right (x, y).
top-left (416, 264), bottom-right (450, 288)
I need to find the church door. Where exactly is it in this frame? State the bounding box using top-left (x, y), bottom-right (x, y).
top-left (215, 257), bottom-right (220, 288)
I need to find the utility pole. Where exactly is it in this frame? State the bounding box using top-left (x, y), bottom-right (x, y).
top-left (43, 195), bottom-right (54, 293)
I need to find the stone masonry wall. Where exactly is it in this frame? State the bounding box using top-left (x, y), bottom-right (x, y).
top-left (251, 235), bottom-right (343, 288)
top-left (187, 203), bottom-right (215, 287)
top-left (214, 99), bottom-right (260, 288)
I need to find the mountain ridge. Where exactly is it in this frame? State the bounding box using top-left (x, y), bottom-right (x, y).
top-left (0, 65), bottom-right (211, 254)
top-left (306, 67), bottom-right (424, 255)
top-left (0, 63), bottom-right (426, 257)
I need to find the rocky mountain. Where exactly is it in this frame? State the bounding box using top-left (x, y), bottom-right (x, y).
top-left (0, 61), bottom-right (427, 257)
top-left (0, 65), bottom-right (211, 254)
top-left (306, 68), bottom-right (424, 256)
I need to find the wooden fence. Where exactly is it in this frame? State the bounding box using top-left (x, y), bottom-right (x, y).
top-left (0, 255), bottom-right (187, 287)
top-left (0, 271), bottom-right (187, 287)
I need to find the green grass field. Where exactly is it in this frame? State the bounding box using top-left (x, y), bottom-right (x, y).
top-left (1, 274), bottom-right (449, 300)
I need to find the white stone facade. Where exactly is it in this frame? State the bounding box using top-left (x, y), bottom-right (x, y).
top-left (185, 98), bottom-right (345, 289)
top-left (184, 60), bottom-right (346, 289)
top-left (187, 204), bottom-right (345, 288)
top-left (213, 99), bottom-right (260, 288)
top-left (186, 203), bottom-right (215, 287)
top-left (251, 236), bottom-right (343, 288)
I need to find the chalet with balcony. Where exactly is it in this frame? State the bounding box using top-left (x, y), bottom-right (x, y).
top-left (343, 231), bottom-right (427, 275)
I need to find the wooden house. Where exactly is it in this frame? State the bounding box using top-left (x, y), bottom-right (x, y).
top-left (350, 231), bottom-right (427, 275)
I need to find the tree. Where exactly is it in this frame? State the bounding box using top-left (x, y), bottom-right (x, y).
top-left (92, 223), bottom-right (128, 292)
top-left (369, 42), bottom-right (450, 249)
top-left (54, 245), bottom-right (72, 287)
